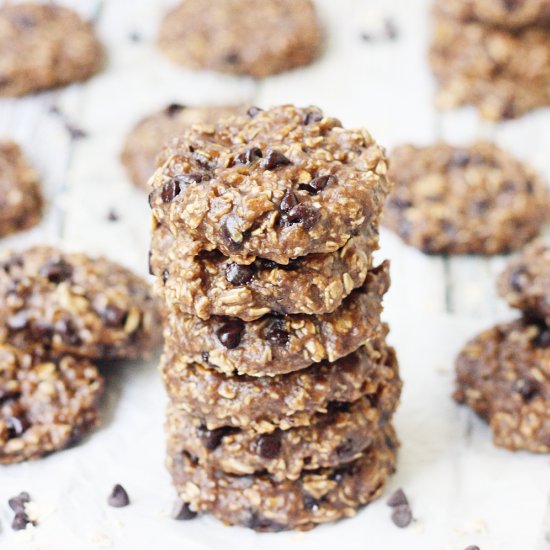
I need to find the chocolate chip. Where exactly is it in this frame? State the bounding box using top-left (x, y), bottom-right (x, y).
top-left (226, 263), bottom-right (255, 285)
top-left (509, 266), bottom-right (527, 292)
top-left (327, 401), bottom-right (351, 414)
top-left (387, 488), bottom-right (409, 507)
top-left (6, 415), bottom-right (30, 439)
top-left (198, 425), bottom-right (233, 451)
top-left (161, 180), bottom-right (181, 202)
top-left (391, 504), bottom-right (412, 528)
top-left (264, 318), bottom-right (289, 346)
top-left (172, 500), bottom-right (197, 520)
top-left (11, 512), bottom-right (33, 531)
top-left (303, 111), bottom-right (323, 125)
top-left (335, 439), bottom-right (355, 460)
top-left (384, 18), bottom-right (399, 40)
top-left (162, 269), bottom-right (169, 283)
top-left (464, 546), bottom-right (480, 550)
top-left (65, 123), bottom-right (87, 140)
top-left (247, 106), bottom-right (263, 117)
top-left (107, 209), bottom-right (119, 222)
top-left (216, 319), bottom-right (244, 349)
top-left (39, 259), bottom-right (73, 284)
top-left (194, 153), bottom-right (216, 171)
top-left (129, 31), bottom-right (142, 42)
top-left (100, 304), bottom-right (127, 327)
top-left (8, 492), bottom-right (31, 513)
top-left (261, 150), bottom-right (291, 170)
top-left (299, 174), bottom-right (336, 194)
top-left (166, 103), bottom-right (185, 117)
top-left (221, 218), bottom-right (244, 252)
top-left (280, 190), bottom-right (299, 213)
top-left (235, 147), bottom-right (263, 165)
top-left (303, 495), bottom-right (320, 511)
top-left (108, 484), bottom-right (130, 507)
top-left (285, 204), bottom-right (319, 229)
top-left (256, 432), bottom-right (281, 459)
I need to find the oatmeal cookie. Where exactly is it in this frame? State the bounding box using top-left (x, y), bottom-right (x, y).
top-left (384, 142), bottom-right (549, 254)
top-left (0, 142), bottom-right (42, 237)
top-left (149, 105), bottom-right (391, 264)
top-left (0, 3), bottom-right (103, 97)
top-left (455, 320), bottom-right (550, 452)
top-left (121, 104), bottom-right (243, 191)
top-left (0, 344), bottom-right (103, 464)
top-left (164, 261), bottom-right (389, 376)
top-left (157, 0), bottom-right (320, 78)
top-left (151, 220), bottom-right (377, 321)
top-left (161, 331), bottom-right (399, 431)
top-left (0, 247), bottom-right (162, 360)
top-left (166, 424), bottom-right (397, 531)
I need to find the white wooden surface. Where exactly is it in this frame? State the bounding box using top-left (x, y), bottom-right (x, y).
top-left (1, 1), bottom-right (550, 548)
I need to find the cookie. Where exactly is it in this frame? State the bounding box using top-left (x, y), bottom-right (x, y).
top-left (151, 220), bottom-right (377, 321)
top-left (161, 330), bottom-right (399, 431)
top-left (384, 142), bottom-right (549, 254)
top-left (0, 3), bottom-right (103, 97)
top-left (0, 247), bottom-right (162, 361)
top-left (157, 0), bottom-right (321, 78)
top-left (0, 142), bottom-right (42, 237)
top-left (149, 105), bottom-right (391, 264)
top-left (121, 105), bottom-right (244, 191)
top-left (430, 9), bottom-right (550, 120)
top-left (498, 241), bottom-right (550, 323)
top-left (164, 261), bottom-right (389, 376)
top-left (0, 344), bottom-right (103, 464)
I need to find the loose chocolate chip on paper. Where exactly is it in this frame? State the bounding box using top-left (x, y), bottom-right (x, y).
top-left (391, 504), bottom-right (412, 528)
top-left (12, 512), bottom-right (34, 531)
top-left (108, 484), bottom-right (130, 508)
top-left (247, 106), bottom-right (263, 117)
top-left (107, 209), bottom-right (120, 222)
top-left (172, 500), bottom-right (197, 520)
top-left (166, 103), bottom-right (185, 116)
top-left (464, 546), bottom-right (480, 550)
top-left (8, 492), bottom-right (31, 513)
top-left (386, 488), bottom-right (409, 507)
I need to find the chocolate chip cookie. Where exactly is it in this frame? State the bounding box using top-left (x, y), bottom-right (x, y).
top-left (121, 105), bottom-right (244, 191)
top-left (498, 241), bottom-right (550, 323)
top-left (0, 344), bottom-right (103, 464)
top-left (157, 0), bottom-right (321, 78)
top-left (430, 8), bottom-right (550, 120)
top-left (0, 142), bottom-right (43, 237)
top-left (0, 247), bottom-right (162, 361)
top-left (161, 330), bottom-right (399, 431)
top-left (0, 3), bottom-right (103, 97)
top-left (151, 220), bottom-right (377, 321)
top-left (384, 142), bottom-right (549, 254)
top-left (166, 425), bottom-right (398, 531)
top-left (149, 105), bottom-right (391, 264)
top-left (455, 320), bottom-right (550, 452)
top-left (164, 261), bottom-right (390, 376)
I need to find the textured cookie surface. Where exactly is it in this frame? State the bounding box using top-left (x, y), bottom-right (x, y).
top-left (0, 142), bottom-right (42, 237)
top-left (455, 320), bottom-right (550, 452)
top-left (385, 142), bottom-right (549, 254)
top-left (151, 220), bottom-right (377, 320)
top-left (0, 344), bottom-right (103, 464)
top-left (164, 262), bottom-right (390, 376)
top-left (157, 0), bottom-right (321, 77)
top-left (430, 8), bottom-right (550, 120)
top-left (0, 247), bottom-right (162, 360)
top-left (167, 425), bottom-right (398, 531)
top-left (0, 3), bottom-right (103, 96)
top-left (149, 105), bottom-right (391, 263)
top-left (121, 104), bottom-right (243, 190)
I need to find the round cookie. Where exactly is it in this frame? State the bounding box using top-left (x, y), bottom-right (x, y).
top-left (166, 425), bottom-right (398, 532)
top-left (384, 142), bottom-right (549, 254)
top-left (157, 0), bottom-right (321, 78)
top-left (161, 330), bottom-right (399, 431)
top-left (149, 105), bottom-right (391, 264)
top-left (430, 9), bottom-right (550, 120)
top-left (498, 241), bottom-right (550, 324)
top-left (455, 320), bottom-right (550, 452)
top-left (0, 344), bottom-right (104, 464)
top-left (151, 220), bottom-right (377, 321)
top-left (0, 3), bottom-right (103, 97)
top-left (164, 261), bottom-right (390, 376)
top-left (121, 104), bottom-right (244, 191)
top-left (0, 142), bottom-right (42, 237)
top-left (0, 247), bottom-right (162, 361)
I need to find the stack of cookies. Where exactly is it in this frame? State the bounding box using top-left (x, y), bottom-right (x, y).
top-left (430, 0), bottom-right (550, 120)
top-left (149, 105), bottom-right (402, 531)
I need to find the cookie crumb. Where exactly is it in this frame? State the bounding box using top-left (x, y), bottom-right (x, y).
top-left (107, 484), bottom-right (130, 508)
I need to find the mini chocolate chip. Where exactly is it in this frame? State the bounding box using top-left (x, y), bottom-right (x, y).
top-left (8, 492), bottom-right (30, 513)
top-left (198, 425), bottom-right (233, 451)
top-left (162, 269), bottom-right (169, 284)
top-left (216, 319), bottom-right (244, 349)
top-left (335, 439), bottom-right (355, 460)
top-left (226, 263), bottom-right (255, 285)
top-left (384, 18), bottom-right (399, 40)
top-left (161, 180), bottom-right (181, 202)
top-left (148, 251), bottom-right (154, 275)
top-left (107, 209), bottom-right (119, 222)
top-left (509, 266), bottom-right (527, 292)
top-left (7, 415), bottom-right (30, 439)
top-left (280, 190), bottom-right (299, 213)
top-left (7, 311), bottom-right (29, 331)
top-left (303, 111), bottom-right (323, 125)
top-left (11, 512), bottom-right (33, 531)
top-left (194, 154), bottom-right (216, 171)
top-left (264, 318), bottom-right (289, 346)
top-left (172, 500), bottom-right (197, 520)
top-left (464, 546), bottom-right (480, 550)
top-left (387, 488), bottom-right (409, 507)
top-left (66, 124), bottom-right (87, 140)
top-left (360, 31), bottom-right (374, 42)
top-left (303, 495), bottom-right (320, 511)
top-left (129, 31), bottom-right (142, 42)
top-left (247, 106), bottom-right (263, 117)
top-left (108, 484), bottom-right (130, 507)
top-left (39, 259), bottom-right (73, 284)
top-left (261, 149), bottom-right (291, 170)
top-left (256, 432), bottom-right (282, 459)
top-left (100, 304), bottom-right (127, 327)
top-left (391, 504), bottom-right (412, 528)
top-left (236, 147), bottom-right (263, 165)
top-left (166, 103), bottom-right (185, 117)
top-left (299, 174), bottom-right (336, 194)
top-left (285, 204), bottom-right (319, 229)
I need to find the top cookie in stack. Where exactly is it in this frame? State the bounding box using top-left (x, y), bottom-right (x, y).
top-left (149, 105), bottom-right (401, 531)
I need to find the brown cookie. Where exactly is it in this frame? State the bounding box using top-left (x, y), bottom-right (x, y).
top-left (149, 105), bottom-right (391, 264)
top-left (166, 424), bottom-right (398, 531)
top-left (455, 320), bottom-right (550, 452)
top-left (0, 247), bottom-right (162, 361)
top-left (0, 142), bottom-right (42, 237)
top-left (157, 0), bottom-right (321, 78)
top-left (161, 330), bottom-right (399, 431)
top-left (163, 261), bottom-right (390, 376)
top-left (151, 220), bottom-right (377, 321)
top-left (384, 142), bottom-right (549, 254)
top-left (498, 241), bottom-right (550, 323)
top-left (121, 104), bottom-right (244, 191)
top-left (0, 344), bottom-right (103, 464)
top-left (0, 3), bottom-right (103, 97)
